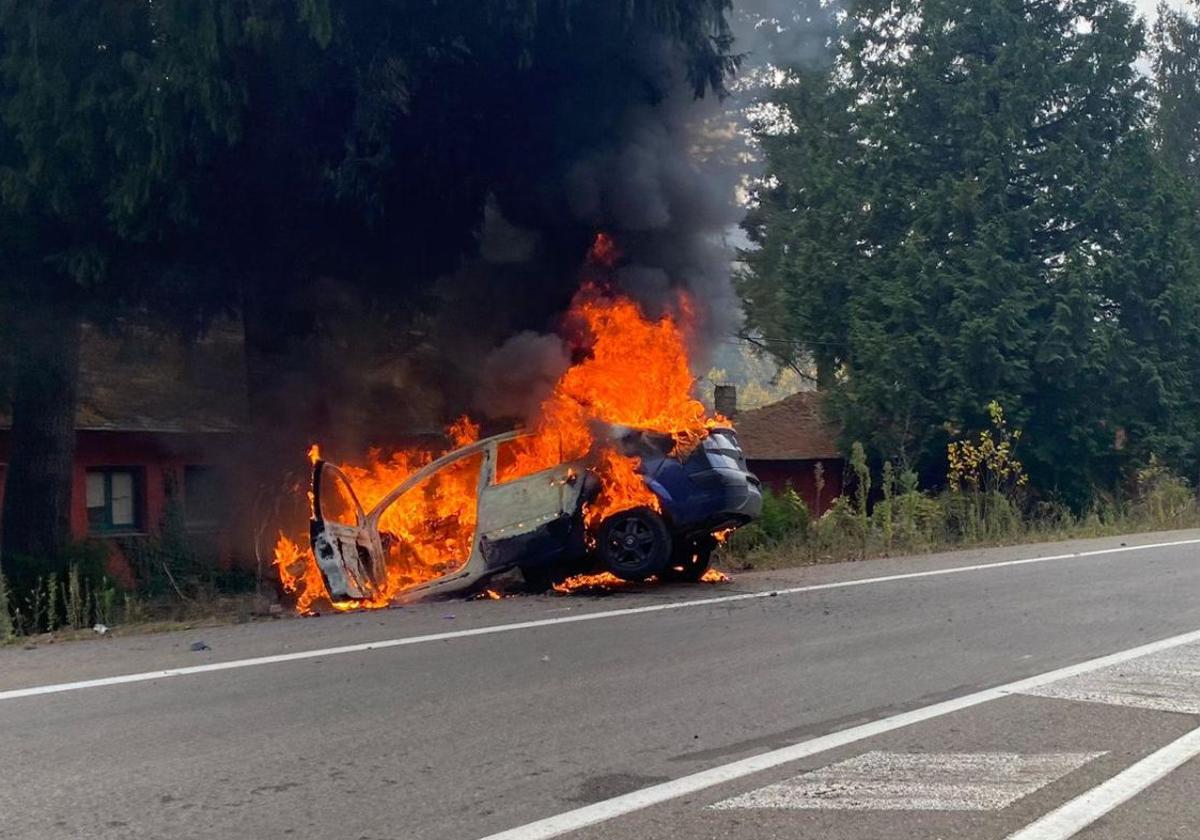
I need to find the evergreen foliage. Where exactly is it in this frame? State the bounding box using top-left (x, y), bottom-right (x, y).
top-left (742, 0), bottom-right (1200, 507)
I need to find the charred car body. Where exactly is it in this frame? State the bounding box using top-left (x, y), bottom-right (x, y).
top-left (309, 427), bottom-right (762, 602)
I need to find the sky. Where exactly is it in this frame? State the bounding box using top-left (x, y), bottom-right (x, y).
top-left (1134, 0), bottom-right (1191, 24)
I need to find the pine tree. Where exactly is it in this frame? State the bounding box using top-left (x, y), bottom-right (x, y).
top-left (1153, 1), bottom-right (1200, 187)
top-left (743, 0), bottom-right (1200, 504)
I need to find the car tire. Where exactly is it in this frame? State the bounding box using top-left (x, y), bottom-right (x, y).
top-left (596, 507), bottom-right (672, 582)
top-left (663, 536), bottom-right (715, 582)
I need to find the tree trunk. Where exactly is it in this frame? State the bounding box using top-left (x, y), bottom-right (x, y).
top-left (0, 304), bottom-right (82, 578)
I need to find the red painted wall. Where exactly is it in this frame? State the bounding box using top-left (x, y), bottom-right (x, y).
top-left (748, 458), bottom-right (845, 517)
top-left (0, 430), bottom-right (238, 585)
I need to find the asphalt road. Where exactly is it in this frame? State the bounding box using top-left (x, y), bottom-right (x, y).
top-left (3, 530), bottom-right (1200, 840)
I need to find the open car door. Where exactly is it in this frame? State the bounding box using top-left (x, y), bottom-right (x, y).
top-left (309, 432), bottom-right (588, 604)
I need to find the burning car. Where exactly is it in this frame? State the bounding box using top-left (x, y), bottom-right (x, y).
top-left (309, 425), bottom-right (761, 602)
top-left (275, 283), bottom-right (759, 612)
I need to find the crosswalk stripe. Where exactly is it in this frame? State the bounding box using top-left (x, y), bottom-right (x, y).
top-left (1020, 643), bottom-right (1200, 714)
top-left (711, 751), bottom-right (1105, 811)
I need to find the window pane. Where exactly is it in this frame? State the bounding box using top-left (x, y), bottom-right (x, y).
top-left (86, 472), bottom-right (106, 509)
top-left (110, 472), bottom-right (135, 526)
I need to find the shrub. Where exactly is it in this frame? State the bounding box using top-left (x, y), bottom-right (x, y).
top-left (1133, 456), bottom-right (1196, 528)
top-left (93, 578), bottom-right (117, 626)
top-left (0, 573), bottom-right (12, 641)
top-left (44, 573), bottom-right (60, 632)
top-left (850, 443), bottom-right (871, 550)
top-left (938, 489), bottom-right (1021, 543)
top-left (811, 495), bottom-right (866, 559)
top-left (1030, 500), bottom-right (1077, 534)
top-left (64, 565), bottom-right (85, 630)
top-left (728, 485), bottom-right (811, 552)
top-left (873, 491), bottom-right (944, 550)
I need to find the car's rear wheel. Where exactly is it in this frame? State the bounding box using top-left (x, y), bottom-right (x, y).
top-left (596, 507), bottom-right (671, 582)
top-left (663, 536), bottom-right (716, 582)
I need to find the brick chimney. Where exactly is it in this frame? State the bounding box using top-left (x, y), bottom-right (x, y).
top-left (714, 384), bottom-right (737, 420)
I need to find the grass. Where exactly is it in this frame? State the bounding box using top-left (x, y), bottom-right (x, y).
top-left (721, 480), bottom-right (1200, 573)
top-left (0, 588), bottom-right (280, 647)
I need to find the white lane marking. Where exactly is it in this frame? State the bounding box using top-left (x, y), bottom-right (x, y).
top-left (475, 628), bottom-right (1200, 840)
top-left (1021, 643), bottom-right (1200, 714)
top-left (2, 535), bottom-right (1198, 703)
top-left (1006, 727), bottom-right (1200, 840)
top-left (710, 751), bottom-right (1105, 811)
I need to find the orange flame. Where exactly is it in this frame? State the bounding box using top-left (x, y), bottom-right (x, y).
top-left (447, 415), bottom-right (480, 448)
top-left (552, 571), bottom-right (631, 593)
top-left (273, 272), bottom-right (727, 612)
top-left (273, 533), bottom-right (327, 615)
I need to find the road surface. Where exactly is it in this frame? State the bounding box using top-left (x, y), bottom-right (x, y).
top-left (3, 530), bottom-right (1200, 839)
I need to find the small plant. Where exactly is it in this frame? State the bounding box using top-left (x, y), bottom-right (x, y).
top-left (122, 592), bottom-right (148, 624)
top-left (728, 486), bottom-right (811, 553)
top-left (850, 442), bottom-right (871, 555)
top-left (897, 468), bottom-right (922, 543)
top-left (1134, 456), bottom-right (1195, 527)
top-left (45, 572), bottom-right (60, 632)
top-left (64, 565), bottom-right (85, 630)
top-left (880, 461), bottom-right (896, 553)
top-left (27, 577), bottom-right (46, 634)
top-left (946, 400), bottom-right (1029, 540)
top-left (0, 572), bottom-right (14, 642)
top-left (947, 401), bottom-right (1028, 495)
top-left (93, 578), bottom-right (117, 626)
top-left (812, 495), bottom-right (866, 559)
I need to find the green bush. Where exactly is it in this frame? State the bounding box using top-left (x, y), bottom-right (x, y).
top-left (872, 491), bottom-right (944, 550)
top-left (937, 490), bottom-right (1021, 543)
top-left (1134, 456), bottom-right (1196, 528)
top-left (1029, 500), bottom-right (1078, 534)
top-left (811, 495), bottom-right (866, 559)
top-left (728, 485), bottom-right (811, 553)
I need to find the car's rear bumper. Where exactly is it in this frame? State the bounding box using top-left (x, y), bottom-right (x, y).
top-left (663, 466), bottom-right (763, 536)
top-left (711, 466), bottom-right (763, 519)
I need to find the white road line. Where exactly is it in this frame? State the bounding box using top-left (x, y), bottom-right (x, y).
top-left (475, 628), bottom-right (1200, 840)
top-left (1, 535), bottom-right (1197, 703)
top-left (709, 751), bottom-right (1106, 812)
top-left (1006, 727), bottom-right (1200, 840)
